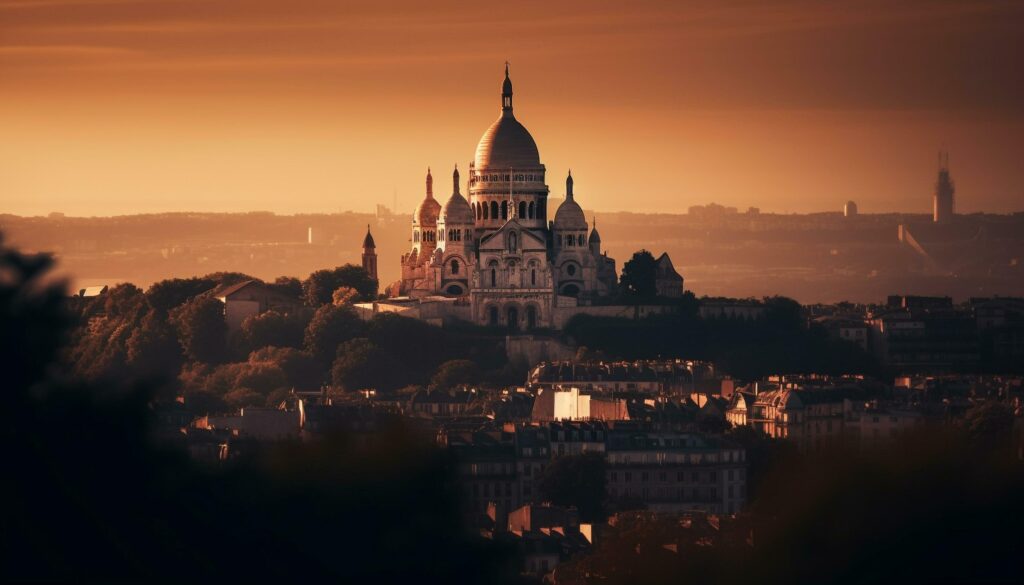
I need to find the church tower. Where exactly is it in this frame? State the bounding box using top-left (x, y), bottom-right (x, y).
top-left (361, 225), bottom-right (378, 282)
top-left (933, 150), bottom-right (955, 224)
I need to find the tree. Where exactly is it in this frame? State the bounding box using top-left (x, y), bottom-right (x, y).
top-left (103, 282), bottom-right (147, 319)
top-left (332, 286), bottom-right (360, 306)
top-left (304, 304), bottom-right (365, 365)
top-left (241, 309), bottom-right (308, 350)
top-left (126, 309), bottom-right (183, 381)
top-left (331, 338), bottom-right (403, 392)
top-left (145, 277), bottom-right (216, 313)
top-left (303, 265), bottom-right (377, 306)
top-left (763, 295), bottom-right (803, 331)
top-left (537, 452), bottom-right (608, 522)
top-left (430, 359), bottom-right (480, 390)
top-left (249, 346), bottom-right (323, 390)
top-left (270, 276), bottom-right (303, 299)
top-left (620, 250), bottom-right (657, 298)
top-left (201, 271), bottom-right (260, 287)
top-left (170, 296), bottom-right (227, 363)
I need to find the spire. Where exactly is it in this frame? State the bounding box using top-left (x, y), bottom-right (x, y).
top-left (566, 169), bottom-right (574, 201)
top-left (453, 164), bottom-right (460, 195)
top-left (501, 61), bottom-right (513, 114)
top-left (362, 224), bottom-right (376, 249)
top-left (426, 167), bottom-right (433, 199)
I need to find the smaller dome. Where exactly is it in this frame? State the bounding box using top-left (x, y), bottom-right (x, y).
top-left (416, 197), bottom-right (441, 227)
top-left (442, 193), bottom-right (474, 225)
top-left (554, 198), bottom-right (587, 230)
top-left (441, 165), bottom-right (474, 225)
top-left (553, 171), bottom-right (587, 230)
top-left (588, 225), bottom-right (601, 244)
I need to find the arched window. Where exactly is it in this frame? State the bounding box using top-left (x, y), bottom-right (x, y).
top-left (487, 306), bottom-right (498, 326)
top-left (483, 202), bottom-right (489, 219)
top-left (490, 201), bottom-right (498, 220)
top-left (519, 201), bottom-right (527, 218)
top-left (507, 306), bottom-right (519, 331)
top-left (531, 269), bottom-right (536, 286)
top-left (565, 236), bottom-right (573, 247)
top-left (526, 305), bottom-right (537, 330)
top-left (501, 201), bottom-right (508, 220)
top-left (490, 268), bottom-right (497, 287)
top-left (567, 263), bottom-right (577, 276)
top-left (528, 201), bottom-right (535, 219)
top-left (451, 259), bottom-right (459, 274)
top-left (578, 234), bottom-right (585, 246)
top-left (508, 232), bottom-right (517, 253)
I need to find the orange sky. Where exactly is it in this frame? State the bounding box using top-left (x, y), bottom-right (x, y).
top-left (2, 0), bottom-right (1022, 216)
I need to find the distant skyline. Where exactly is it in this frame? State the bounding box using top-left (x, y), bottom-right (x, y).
top-left (2, 0), bottom-right (1023, 217)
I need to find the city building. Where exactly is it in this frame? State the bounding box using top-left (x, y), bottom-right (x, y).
top-left (211, 279), bottom-right (302, 331)
top-left (605, 431), bottom-right (746, 514)
top-left (655, 252), bottom-right (685, 298)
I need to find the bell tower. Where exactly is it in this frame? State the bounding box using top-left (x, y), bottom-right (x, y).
top-left (361, 224), bottom-right (378, 282)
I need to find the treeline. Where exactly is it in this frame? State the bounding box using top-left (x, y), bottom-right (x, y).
top-left (564, 296), bottom-right (882, 380)
top-left (65, 265), bottom-right (513, 414)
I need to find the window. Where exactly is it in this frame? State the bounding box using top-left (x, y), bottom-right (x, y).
top-left (491, 268), bottom-right (497, 286)
top-left (519, 201), bottom-right (527, 218)
top-left (578, 234), bottom-right (585, 246)
top-left (450, 259), bottom-right (459, 274)
top-left (483, 202), bottom-right (490, 219)
top-left (566, 264), bottom-right (577, 276)
top-left (531, 269), bottom-right (536, 286)
top-left (529, 201), bottom-right (535, 219)
top-left (508, 232), bottom-right (517, 253)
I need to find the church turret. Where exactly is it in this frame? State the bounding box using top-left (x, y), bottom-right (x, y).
top-left (501, 61), bottom-right (513, 114)
top-left (361, 224), bottom-right (378, 282)
top-left (589, 216), bottom-right (601, 255)
top-left (438, 164), bottom-right (474, 252)
top-left (412, 167), bottom-right (441, 258)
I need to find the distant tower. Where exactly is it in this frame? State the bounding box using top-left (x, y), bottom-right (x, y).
top-left (844, 201), bottom-right (858, 218)
top-left (933, 151), bottom-right (955, 224)
top-left (362, 224), bottom-right (378, 281)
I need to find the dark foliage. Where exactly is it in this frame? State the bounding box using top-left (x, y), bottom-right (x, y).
top-left (563, 302), bottom-right (881, 379)
top-left (0, 233), bottom-right (519, 584)
top-left (620, 249), bottom-right (657, 298)
top-left (170, 295), bottom-right (228, 363)
top-left (303, 264), bottom-right (378, 306)
top-left (145, 277), bottom-right (216, 312)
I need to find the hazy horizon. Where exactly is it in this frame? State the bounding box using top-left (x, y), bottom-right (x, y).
top-left (3, 0), bottom-right (1023, 217)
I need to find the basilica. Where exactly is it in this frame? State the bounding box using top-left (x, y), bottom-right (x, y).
top-left (386, 65), bottom-right (617, 330)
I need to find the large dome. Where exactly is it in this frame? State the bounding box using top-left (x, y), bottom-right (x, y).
top-left (474, 65), bottom-right (541, 169)
top-left (474, 115), bottom-right (541, 169)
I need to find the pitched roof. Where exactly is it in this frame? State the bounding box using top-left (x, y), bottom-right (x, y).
top-left (211, 279), bottom-right (259, 299)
